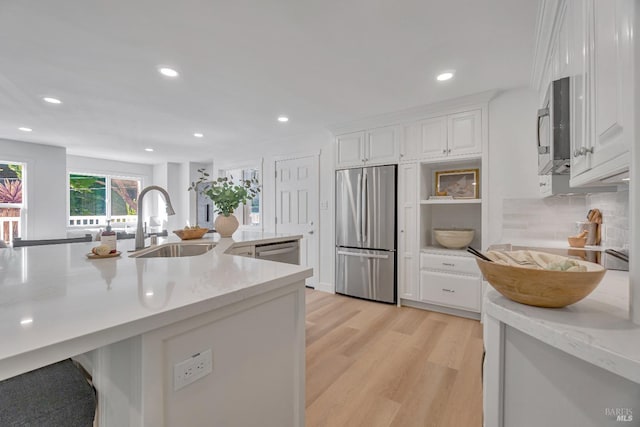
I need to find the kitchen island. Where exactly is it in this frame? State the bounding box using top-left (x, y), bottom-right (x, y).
top-left (0, 231), bottom-right (310, 427)
top-left (483, 269), bottom-right (640, 426)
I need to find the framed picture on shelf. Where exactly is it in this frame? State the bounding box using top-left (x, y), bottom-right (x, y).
top-left (434, 168), bottom-right (479, 199)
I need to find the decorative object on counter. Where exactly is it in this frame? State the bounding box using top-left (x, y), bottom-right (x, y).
top-left (476, 250), bottom-right (606, 308)
top-left (434, 168), bottom-right (479, 199)
top-left (567, 230), bottom-right (588, 248)
top-left (586, 208), bottom-right (602, 245)
top-left (173, 226), bottom-right (208, 240)
top-left (87, 243), bottom-right (120, 259)
top-left (189, 168), bottom-right (261, 238)
top-left (100, 220), bottom-right (117, 252)
top-left (433, 228), bottom-right (475, 249)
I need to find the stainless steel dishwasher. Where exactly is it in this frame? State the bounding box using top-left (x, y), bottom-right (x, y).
top-left (254, 240), bottom-right (299, 265)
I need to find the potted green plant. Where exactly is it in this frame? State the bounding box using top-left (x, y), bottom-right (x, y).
top-left (188, 168), bottom-right (260, 237)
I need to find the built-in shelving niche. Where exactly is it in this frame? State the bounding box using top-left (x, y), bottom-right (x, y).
top-left (419, 159), bottom-right (482, 251)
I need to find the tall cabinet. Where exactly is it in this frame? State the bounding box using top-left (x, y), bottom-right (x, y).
top-left (333, 96), bottom-right (491, 319)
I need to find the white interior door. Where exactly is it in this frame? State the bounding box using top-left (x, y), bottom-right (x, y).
top-left (275, 155), bottom-right (319, 287)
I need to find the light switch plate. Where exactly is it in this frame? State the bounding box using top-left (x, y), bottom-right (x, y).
top-left (174, 349), bottom-right (213, 391)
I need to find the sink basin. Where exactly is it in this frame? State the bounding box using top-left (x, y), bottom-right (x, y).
top-left (130, 242), bottom-right (215, 258)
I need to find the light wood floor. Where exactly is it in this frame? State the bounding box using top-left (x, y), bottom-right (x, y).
top-left (305, 289), bottom-right (483, 427)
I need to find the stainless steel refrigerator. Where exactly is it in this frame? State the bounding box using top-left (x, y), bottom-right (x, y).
top-left (335, 165), bottom-right (396, 303)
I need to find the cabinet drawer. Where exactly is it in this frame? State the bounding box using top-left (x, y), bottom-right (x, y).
top-left (420, 252), bottom-right (480, 276)
top-left (419, 270), bottom-right (481, 312)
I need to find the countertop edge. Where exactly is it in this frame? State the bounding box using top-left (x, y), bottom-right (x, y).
top-left (0, 267), bottom-right (312, 380)
top-left (484, 286), bottom-right (640, 384)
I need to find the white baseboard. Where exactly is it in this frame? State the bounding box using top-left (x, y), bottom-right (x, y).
top-left (315, 282), bottom-right (335, 294)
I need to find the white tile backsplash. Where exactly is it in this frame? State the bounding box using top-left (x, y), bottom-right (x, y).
top-left (502, 189), bottom-right (629, 248)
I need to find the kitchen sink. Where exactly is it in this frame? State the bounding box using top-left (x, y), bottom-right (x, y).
top-left (130, 242), bottom-right (215, 258)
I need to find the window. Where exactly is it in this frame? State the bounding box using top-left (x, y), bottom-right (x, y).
top-left (69, 173), bottom-right (141, 226)
top-left (0, 162), bottom-right (24, 244)
top-left (225, 168), bottom-right (261, 227)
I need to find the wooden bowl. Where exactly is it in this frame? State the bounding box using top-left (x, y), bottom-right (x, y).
top-left (567, 236), bottom-right (587, 248)
top-left (433, 228), bottom-right (475, 249)
top-left (476, 258), bottom-right (606, 308)
top-left (173, 228), bottom-right (209, 240)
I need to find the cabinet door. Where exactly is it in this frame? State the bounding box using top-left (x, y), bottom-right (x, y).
top-left (569, 0), bottom-right (591, 177)
top-left (336, 131), bottom-right (365, 168)
top-left (447, 110), bottom-right (482, 157)
top-left (590, 0), bottom-right (632, 169)
top-left (365, 126), bottom-right (399, 165)
top-left (400, 122), bottom-right (420, 161)
top-left (419, 270), bottom-right (481, 312)
top-left (418, 116), bottom-right (448, 159)
top-left (398, 164), bottom-right (418, 301)
top-left (555, 3), bottom-right (571, 79)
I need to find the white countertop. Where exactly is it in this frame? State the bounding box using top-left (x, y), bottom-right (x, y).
top-left (0, 231), bottom-right (310, 380)
top-left (484, 269), bottom-right (640, 383)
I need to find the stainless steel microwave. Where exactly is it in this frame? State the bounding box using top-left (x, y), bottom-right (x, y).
top-left (537, 77), bottom-right (571, 175)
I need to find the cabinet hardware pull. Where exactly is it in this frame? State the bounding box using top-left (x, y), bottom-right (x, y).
top-left (442, 288), bottom-right (455, 293)
top-left (442, 262), bottom-right (455, 267)
top-left (585, 147), bottom-right (594, 154)
top-left (442, 149), bottom-right (447, 154)
top-left (447, 148), bottom-right (452, 153)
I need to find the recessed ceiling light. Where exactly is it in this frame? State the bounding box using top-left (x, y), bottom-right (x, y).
top-left (277, 116), bottom-right (289, 123)
top-left (18, 127), bottom-right (33, 132)
top-left (145, 148), bottom-right (154, 152)
top-left (622, 177), bottom-right (630, 182)
top-left (20, 318), bottom-right (33, 326)
top-left (193, 132), bottom-right (204, 138)
top-left (436, 72), bottom-right (455, 82)
top-left (159, 67), bottom-right (179, 78)
top-left (43, 97), bottom-right (62, 104)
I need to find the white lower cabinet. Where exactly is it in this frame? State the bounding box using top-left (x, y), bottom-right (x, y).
top-left (419, 252), bottom-right (481, 313)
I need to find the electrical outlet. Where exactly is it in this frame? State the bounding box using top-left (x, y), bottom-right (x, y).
top-left (174, 349), bottom-right (213, 391)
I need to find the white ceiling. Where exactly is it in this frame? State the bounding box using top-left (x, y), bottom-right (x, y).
top-left (0, 0), bottom-right (539, 164)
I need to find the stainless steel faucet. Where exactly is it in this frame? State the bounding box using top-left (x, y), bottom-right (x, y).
top-left (135, 186), bottom-right (176, 250)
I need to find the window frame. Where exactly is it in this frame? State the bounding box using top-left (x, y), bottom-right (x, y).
top-left (67, 171), bottom-right (142, 227)
top-left (218, 159), bottom-right (263, 231)
top-left (0, 161), bottom-right (26, 243)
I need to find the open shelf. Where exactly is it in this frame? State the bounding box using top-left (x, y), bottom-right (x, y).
top-left (420, 199), bottom-right (482, 205)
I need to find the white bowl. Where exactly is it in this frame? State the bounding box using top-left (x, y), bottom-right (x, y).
top-left (433, 228), bottom-right (475, 249)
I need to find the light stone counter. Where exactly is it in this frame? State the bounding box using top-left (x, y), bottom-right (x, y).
top-left (484, 269), bottom-right (640, 383)
top-left (0, 231), bottom-right (310, 381)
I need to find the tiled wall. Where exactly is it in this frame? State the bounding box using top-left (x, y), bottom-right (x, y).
top-left (502, 188), bottom-right (629, 248)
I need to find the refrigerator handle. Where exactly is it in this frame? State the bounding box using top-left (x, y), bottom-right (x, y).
top-left (362, 171), bottom-right (368, 244)
top-left (356, 172), bottom-right (362, 243)
top-left (337, 250), bottom-right (389, 260)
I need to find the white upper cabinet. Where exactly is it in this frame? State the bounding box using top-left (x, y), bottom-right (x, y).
top-left (335, 131), bottom-right (366, 168)
top-left (366, 125), bottom-right (400, 165)
top-left (401, 116), bottom-right (447, 160)
top-left (537, 0), bottom-right (634, 186)
top-left (589, 0), bottom-right (632, 169)
top-left (447, 110), bottom-right (482, 157)
top-left (336, 126), bottom-right (399, 168)
top-left (400, 110), bottom-right (482, 161)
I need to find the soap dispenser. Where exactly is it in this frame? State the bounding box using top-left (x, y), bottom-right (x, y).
top-left (101, 220), bottom-right (117, 252)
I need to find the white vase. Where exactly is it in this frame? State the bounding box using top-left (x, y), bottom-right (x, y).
top-left (215, 214), bottom-right (239, 238)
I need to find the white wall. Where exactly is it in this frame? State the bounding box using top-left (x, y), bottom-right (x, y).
top-left (0, 139), bottom-right (67, 239)
top-left (487, 87), bottom-right (541, 245)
